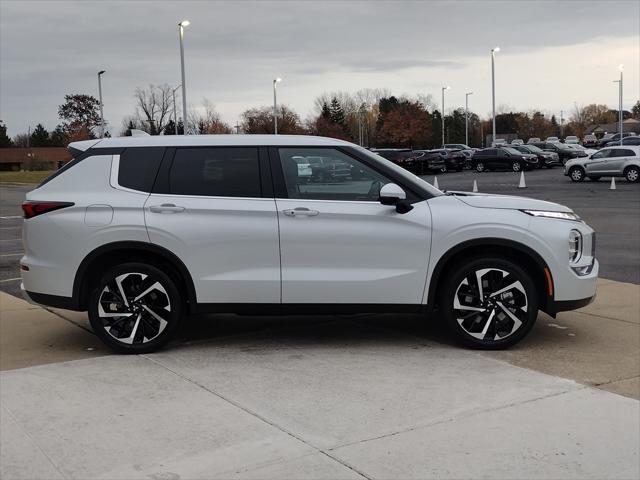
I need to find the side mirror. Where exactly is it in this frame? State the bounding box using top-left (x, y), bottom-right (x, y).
top-left (379, 183), bottom-right (413, 214)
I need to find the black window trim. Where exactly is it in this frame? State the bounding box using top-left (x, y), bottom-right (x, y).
top-left (267, 145), bottom-right (428, 203)
top-left (151, 145), bottom-right (270, 199)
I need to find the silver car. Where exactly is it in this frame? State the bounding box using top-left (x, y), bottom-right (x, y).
top-left (564, 146), bottom-right (640, 182)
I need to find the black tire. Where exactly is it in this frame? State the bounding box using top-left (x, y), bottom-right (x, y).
top-left (569, 166), bottom-right (585, 182)
top-left (440, 257), bottom-right (538, 349)
top-left (440, 165), bottom-right (447, 173)
top-left (512, 161), bottom-right (522, 172)
top-left (476, 162), bottom-right (485, 172)
top-left (88, 262), bottom-right (183, 354)
top-left (546, 165), bottom-right (554, 169)
top-left (624, 165), bottom-right (639, 183)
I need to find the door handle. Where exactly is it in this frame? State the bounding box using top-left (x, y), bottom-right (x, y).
top-left (282, 207), bottom-right (319, 217)
top-left (149, 203), bottom-right (185, 213)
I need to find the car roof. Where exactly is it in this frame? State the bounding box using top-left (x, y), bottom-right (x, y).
top-left (70, 134), bottom-right (355, 152)
top-left (601, 145), bottom-right (640, 152)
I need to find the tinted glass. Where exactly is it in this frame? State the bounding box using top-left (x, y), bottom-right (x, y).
top-left (279, 148), bottom-right (390, 201)
top-left (502, 147), bottom-right (521, 155)
top-left (168, 147), bottom-right (260, 197)
top-left (613, 149), bottom-right (636, 157)
top-left (118, 147), bottom-right (165, 192)
top-left (526, 145), bottom-right (543, 153)
top-left (591, 150), bottom-right (609, 159)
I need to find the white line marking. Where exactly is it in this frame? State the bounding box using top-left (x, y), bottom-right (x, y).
top-left (0, 238), bottom-right (21, 242)
top-left (0, 216), bottom-right (23, 220)
top-left (0, 277), bottom-right (21, 283)
top-left (0, 253), bottom-right (22, 257)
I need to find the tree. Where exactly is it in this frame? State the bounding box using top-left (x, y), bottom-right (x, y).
top-left (632, 100), bottom-right (640, 120)
top-left (189, 99), bottom-right (232, 134)
top-left (133, 84), bottom-right (173, 135)
top-left (375, 98), bottom-right (432, 149)
top-left (58, 94), bottom-right (101, 134)
top-left (329, 97), bottom-right (346, 126)
top-left (49, 125), bottom-right (69, 147)
top-left (0, 122), bottom-right (12, 147)
top-left (241, 105), bottom-right (304, 134)
top-left (30, 124), bottom-right (50, 147)
top-left (12, 133), bottom-right (30, 147)
top-left (582, 104), bottom-right (616, 125)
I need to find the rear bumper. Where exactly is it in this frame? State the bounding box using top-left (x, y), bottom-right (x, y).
top-left (21, 282), bottom-right (79, 311)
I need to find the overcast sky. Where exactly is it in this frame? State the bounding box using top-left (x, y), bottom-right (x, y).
top-left (1, 0), bottom-right (639, 136)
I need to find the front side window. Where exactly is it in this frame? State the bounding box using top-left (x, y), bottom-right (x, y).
top-left (590, 150), bottom-right (610, 160)
top-left (278, 148), bottom-right (390, 201)
top-left (167, 147), bottom-right (261, 197)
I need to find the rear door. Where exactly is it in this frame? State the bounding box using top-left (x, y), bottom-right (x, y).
top-left (272, 147), bottom-right (431, 305)
top-left (607, 148), bottom-right (636, 174)
top-left (144, 146), bottom-right (280, 304)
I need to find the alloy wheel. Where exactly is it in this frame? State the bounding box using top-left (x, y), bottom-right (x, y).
top-left (476, 162), bottom-right (485, 172)
top-left (98, 272), bottom-right (171, 345)
top-left (570, 167), bottom-right (584, 182)
top-left (512, 162), bottom-right (521, 172)
top-left (626, 167), bottom-right (639, 182)
top-left (452, 268), bottom-right (528, 341)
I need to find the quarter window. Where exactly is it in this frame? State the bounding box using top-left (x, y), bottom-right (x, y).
top-left (167, 148), bottom-right (261, 197)
top-left (278, 148), bottom-right (390, 201)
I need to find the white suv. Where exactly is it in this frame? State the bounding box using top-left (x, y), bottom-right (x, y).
top-left (21, 135), bottom-right (598, 352)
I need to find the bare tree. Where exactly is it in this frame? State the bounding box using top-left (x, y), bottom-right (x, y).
top-left (134, 84), bottom-right (173, 135)
top-left (188, 99), bottom-right (233, 134)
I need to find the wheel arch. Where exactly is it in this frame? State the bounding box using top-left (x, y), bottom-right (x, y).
top-left (73, 241), bottom-right (197, 312)
top-left (426, 238), bottom-right (554, 314)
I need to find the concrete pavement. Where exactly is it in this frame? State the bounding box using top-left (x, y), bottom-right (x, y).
top-left (1, 282), bottom-right (639, 479)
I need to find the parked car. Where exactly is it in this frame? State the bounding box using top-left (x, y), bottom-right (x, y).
top-left (491, 138), bottom-right (507, 147)
top-left (545, 136), bottom-right (560, 143)
top-left (513, 145), bottom-right (561, 168)
top-left (21, 134), bottom-right (598, 352)
top-left (582, 134), bottom-right (598, 148)
top-left (306, 156), bottom-right (351, 182)
top-left (565, 144), bottom-right (598, 156)
top-left (472, 147), bottom-right (539, 172)
top-left (603, 134), bottom-right (640, 148)
top-left (527, 137), bottom-right (541, 144)
top-left (564, 136), bottom-right (579, 144)
top-left (370, 149), bottom-right (417, 169)
top-left (443, 144), bottom-right (475, 163)
top-left (564, 146), bottom-right (640, 183)
top-left (404, 150), bottom-right (446, 174)
top-left (510, 139), bottom-right (524, 145)
top-left (540, 142), bottom-right (588, 164)
top-left (429, 149), bottom-right (467, 171)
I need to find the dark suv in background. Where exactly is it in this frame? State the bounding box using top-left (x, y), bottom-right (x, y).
top-left (512, 145), bottom-right (561, 168)
top-left (472, 147), bottom-right (538, 172)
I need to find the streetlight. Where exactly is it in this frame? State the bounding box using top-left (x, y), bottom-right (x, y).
top-left (491, 46), bottom-right (500, 146)
top-left (97, 70), bottom-right (106, 138)
top-left (172, 84), bottom-right (181, 135)
top-left (441, 86), bottom-right (450, 146)
top-left (465, 91), bottom-right (473, 146)
top-left (614, 64), bottom-right (624, 145)
top-left (178, 20), bottom-right (190, 135)
top-left (273, 77), bottom-right (282, 134)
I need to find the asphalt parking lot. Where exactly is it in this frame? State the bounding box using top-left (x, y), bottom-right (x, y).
top-left (1, 170), bottom-right (639, 479)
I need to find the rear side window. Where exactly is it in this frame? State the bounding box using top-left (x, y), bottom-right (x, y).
top-left (118, 147), bottom-right (165, 192)
top-left (167, 147), bottom-right (261, 197)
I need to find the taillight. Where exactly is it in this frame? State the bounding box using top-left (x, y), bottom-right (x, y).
top-left (22, 201), bottom-right (74, 219)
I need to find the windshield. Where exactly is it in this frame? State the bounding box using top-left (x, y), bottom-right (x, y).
top-left (356, 146), bottom-right (443, 197)
top-left (525, 145), bottom-right (543, 153)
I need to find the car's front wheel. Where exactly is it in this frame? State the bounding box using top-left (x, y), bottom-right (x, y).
top-left (476, 162), bottom-right (485, 172)
top-left (624, 165), bottom-right (639, 183)
top-left (512, 161), bottom-right (522, 172)
top-left (569, 166), bottom-right (585, 182)
top-left (440, 257), bottom-right (538, 349)
top-left (88, 263), bottom-right (183, 353)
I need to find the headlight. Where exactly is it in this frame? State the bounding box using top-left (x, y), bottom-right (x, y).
top-left (522, 210), bottom-right (582, 222)
top-left (569, 229), bottom-right (582, 263)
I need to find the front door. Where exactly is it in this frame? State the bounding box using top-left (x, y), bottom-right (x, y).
top-left (272, 147), bottom-right (431, 305)
top-left (144, 147), bottom-right (280, 304)
top-left (585, 149), bottom-right (612, 175)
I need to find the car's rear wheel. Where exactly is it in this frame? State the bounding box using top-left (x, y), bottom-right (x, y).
top-left (512, 161), bottom-right (522, 172)
top-left (88, 263), bottom-right (183, 353)
top-left (440, 257), bottom-right (538, 349)
top-left (476, 162), bottom-right (485, 172)
top-left (569, 166), bottom-right (585, 182)
top-left (624, 165), bottom-right (639, 183)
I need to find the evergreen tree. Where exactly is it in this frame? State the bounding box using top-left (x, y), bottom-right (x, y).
top-left (164, 120), bottom-right (177, 135)
top-left (320, 102), bottom-right (331, 120)
top-left (329, 97), bottom-right (345, 125)
top-left (30, 124), bottom-right (50, 147)
top-left (124, 120), bottom-right (137, 136)
top-left (49, 124), bottom-right (69, 147)
top-left (0, 122), bottom-right (12, 147)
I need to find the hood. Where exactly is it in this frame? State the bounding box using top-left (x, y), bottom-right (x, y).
top-left (449, 192), bottom-right (573, 213)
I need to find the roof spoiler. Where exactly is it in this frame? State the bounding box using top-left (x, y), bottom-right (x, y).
top-left (130, 129), bottom-right (150, 137)
top-left (67, 139), bottom-right (101, 157)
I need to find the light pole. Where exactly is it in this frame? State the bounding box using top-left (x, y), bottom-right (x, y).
top-left (614, 64), bottom-right (624, 145)
top-left (172, 84), bottom-right (181, 135)
top-left (465, 91), bottom-right (473, 146)
top-left (273, 77), bottom-right (282, 134)
top-left (97, 70), bottom-right (106, 138)
top-left (491, 46), bottom-right (500, 146)
top-left (178, 20), bottom-right (190, 135)
top-left (441, 86), bottom-right (450, 146)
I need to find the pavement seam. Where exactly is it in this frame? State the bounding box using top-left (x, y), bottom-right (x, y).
top-left (140, 354), bottom-right (372, 480)
top-left (575, 309), bottom-right (640, 326)
top-left (1, 405), bottom-right (70, 480)
top-left (594, 375), bottom-right (640, 388)
top-left (43, 307), bottom-right (94, 334)
top-left (326, 386), bottom-right (587, 453)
